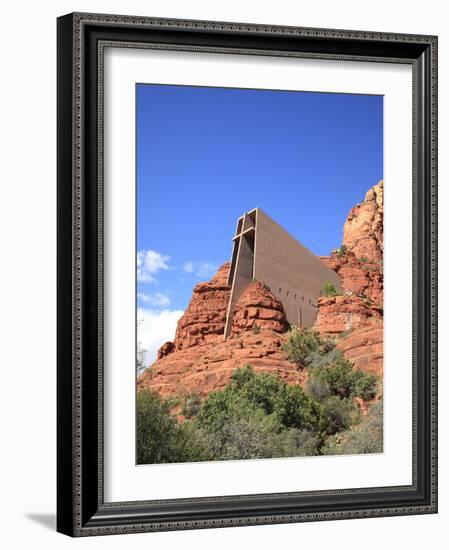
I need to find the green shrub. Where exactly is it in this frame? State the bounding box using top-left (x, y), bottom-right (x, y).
top-left (197, 365), bottom-right (324, 435)
top-left (252, 323), bottom-right (261, 334)
top-left (193, 366), bottom-right (327, 460)
top-left (193, 416), bottom-right (277, 461)
top-left (282, 328), bottom-right (325, 366)
top-left (306, 347), bottom-right (344, 370)
top-left (323, 281), bottom-right (340, 297)
top-left (193, 418), bottom-right (321, 461)
top-left (321, 400), bottom-right (383, 455)
top-left (181, 392), bottom-right (202, 418)
top-left (137, 390), bottom-right (178, 464)
top-left (352, 370), bottom-right (379, 400)
top-left (320, 396), bottom-right (357, 435)
top-left (137, 365), bottom-right (381, 464)
top-left (306, 360), bottom-right (379, 402)
top-left (137, 390), bottom-right (209, 464)
top-left (306, 358), bottom-right (355, 400)
top-left (267, 428), bottom-right (320, 457)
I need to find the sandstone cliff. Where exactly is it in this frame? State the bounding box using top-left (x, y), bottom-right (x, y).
top-left (343, 180), bottom-right (383, 265)
top-left (138, 272), bottom-right (304, 398)
top-left (173, 262), bottom-right (231, 351)
top-left (316, 180), bottom-right (384, 376)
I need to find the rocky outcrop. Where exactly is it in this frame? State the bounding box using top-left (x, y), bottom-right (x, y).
top-left (231, 281), bottom-right (289, 335)
top-left (321, 253), bottom-right (383, 306)
top-left (315, 181), bottom-right (384, 376)
top-left (319, 181), bottom-right (384, 307)
top-left (157, 341), bottom-right (175, 359)
top-left (314, 295), bottom-right (382, 336)
top-left (138, 278), bottom-right (301, 399)
top-left (336, 325), bottom-right (383, 377)
top-left (343, 180), bottom-right (383, 264)
top-left (138, 332), bottom-right (304, 399)
top-left (174, 263), bottom-right (231, 350)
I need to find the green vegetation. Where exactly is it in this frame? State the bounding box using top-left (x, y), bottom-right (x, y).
top-left (137, 390), bottom-right (205, 464)
top-left (323, 281), bottom-right (340, 297)
top-left (321, 400), bottom-right (383, 455)
top-left (306, 354), bottom-right (377, 401)
top-left (137, 351), bottom-right (382, 463)
top-left (181, 392), bottom-right (201, 419)
top-left (333, 244), bottom-right (347, 257)
top-left (252, 323), bottom-right (261, 334)
top-left (282, 327), bottom-right (334, 366)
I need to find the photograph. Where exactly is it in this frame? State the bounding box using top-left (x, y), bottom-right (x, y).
top-left (53, 9), bottom-right (437, 538)
top-left (135, 84), bottom-right (384, 464)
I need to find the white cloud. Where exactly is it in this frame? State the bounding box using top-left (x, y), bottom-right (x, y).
top-left (183, 261), bottom-right (194, 273)
top-left (182, 260), bottom-right (218, 278)
top-left (137, 249), bottom-right (170, 283)
top-left (196, 261), bottom-right (218, 278)
top-left (137, 292), bottom-right (170, 307)
top-left (137, 307), bottom-right (184, 367)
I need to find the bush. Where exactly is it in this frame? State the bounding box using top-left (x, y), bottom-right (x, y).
top-left (137, 366), bottom-right (381, 464)
top-left (252, 323), bottom-right (261, 334)
top-left (306, 358), bottom-right (355, 400)
top-left (137, 391), bottom-right (183, 464)
top-left (197, 366), bottom-right (324, 435)
top-left (193, 416), bottom-right (277, 461)
top-left (282, 328), bottom-right (325, 366)
top-left (181, 392), bottom-right (202, 418)
top-left (193, 418), bottom-right (321, 461)
top-left (267, 428), bottom-right (320, 457)
top-left (306, 360), bottom-right (378, 402)
top-left (321, 400), bottom-right (383, 455)
top-left (306, 347), bottom-right (344, 370)
top-left (193, 365), bottom-right (327, 460)
top-left (320, 396), bottom-right (357, 435)
top-left (352, 370), bottom-right (379, 400)
top-left (323, 281), bottom-right (340, 297)
top-left (137, 390), bottom-right (208, 464)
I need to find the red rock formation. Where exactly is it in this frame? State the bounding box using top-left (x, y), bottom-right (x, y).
top-left (343, 180), bottom-right (383, 264)
top-left (314, 295), bottom-right (382, 336)
top-left (337, 325), bottom-right (383, 377)
top-left (231, 281), bottom-right (289, 335)
top-left (138, 279), bottom-right (301, 398)
top-left (138, 332), bottom-right (304, 399)
top-left (321, 252), bottom-right (383, 306)
top-left (157, 341), bottom-right (175, 359)
top-left (174, 262), bottom-right (231, 350)
top-left (138, 180), bottom-right (384, 398)
top-left (320, 180), bottom-right (384, 306)
top-left (315, 181), bottom-right (384, 376)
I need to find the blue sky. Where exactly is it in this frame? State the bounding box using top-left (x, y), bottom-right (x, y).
top-left (136, 84), bottom-right (383, 363)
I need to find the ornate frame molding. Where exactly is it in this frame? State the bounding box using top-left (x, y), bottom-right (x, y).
top-left (57, 12), bottom-right (437, 537)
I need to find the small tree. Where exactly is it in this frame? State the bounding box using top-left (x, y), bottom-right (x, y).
top-left (306, 360), bottom-right (379, 402)
top-left (321, 400), bottom-right (383, 455)
top-left (136, 319), bottom-right (148, 376)
top-left (182, 393), bottom-right (202, 418)
top-left (136, 390), bottom-right (180, 464)
top-left (323, 282), bottom-right (340, 297)
top-left (282, 328), bottom-right (323, 365)
top-left (336, 245), bottom-right (347, 257)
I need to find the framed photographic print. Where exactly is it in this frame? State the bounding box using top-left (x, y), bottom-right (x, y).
top-left (57, 12), bottom-right (438, 536)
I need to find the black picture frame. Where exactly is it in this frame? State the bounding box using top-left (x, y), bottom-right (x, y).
top-left (57, 12), bottom-right (438, 537)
